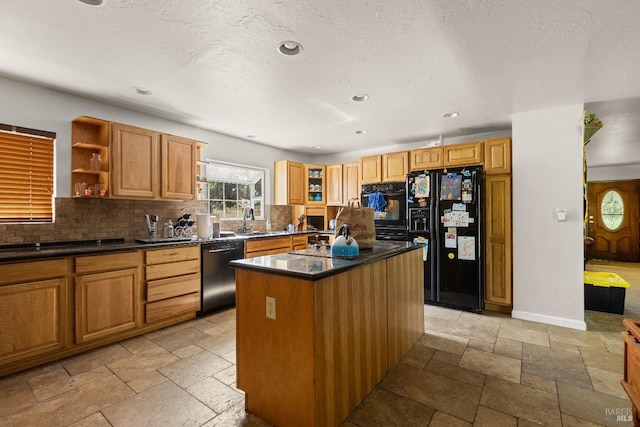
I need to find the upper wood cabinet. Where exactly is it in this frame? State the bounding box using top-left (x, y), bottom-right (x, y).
top-left (111, 122), bottom-right (159, 199)
top-left (304, 164), bottom-right (326, 205)
top-left (71, 117), bottom-right (110, 198)
top-left (409, 147), bottom-right (444, 171)
top-left (111, 124), bottom-right (198, 200)
top-left (326, 164), bottom-right (343, 205)
top-left (484, 137), bottom-right (511, 174)
top-left (444, 141), bottom-right (483, 167)
top-left (359, 155), bottom-right (382, 184)
top-left (161, 134), bottom-right (197, 199)
top-left (343, 162), bottom-right (359, 203)
top-left (274, 160), bottom-right (305, 205)
top-left (382, 151), bottom-right (409, 182)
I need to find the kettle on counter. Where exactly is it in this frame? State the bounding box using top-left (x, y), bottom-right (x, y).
top-left (330, 224), bottom-right (359, 258)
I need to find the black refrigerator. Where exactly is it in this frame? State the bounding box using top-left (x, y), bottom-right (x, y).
top-left (407, 166), bottom-right (483, 312)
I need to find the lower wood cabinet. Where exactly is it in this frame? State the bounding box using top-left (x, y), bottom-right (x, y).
top-left (0, 259), bottom-right (70, 366)
top-left (144, 245), bottom-right (201, 323)
top-left (244, 236), bottom-right (293, 258)
top-left (75, 251), bottom-right (142, 344)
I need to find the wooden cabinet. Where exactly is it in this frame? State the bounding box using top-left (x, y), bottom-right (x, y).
top-left (161, 134), bottom-right (198, 200)
top-left (360, 152), bottom-right (408, 183)
top-left (292, 235), bottom-right (309, 251)
top-left (75, 251), bottom-right (142, 344)
top-left (359, 155), bottom-right (382, 184)
top-left (0, 259), bottom-right (70, 366)
top-left (304, 164), bottom-right (326, 205)
top-left (484, 174), bottom-right (512, 311)
top-left (71, 117), bottom-right (110, 198)
top-left (484, 137), bottom-right (511, 174)
top-left (382, 151), bottom-right (409, 182)
top-left (326, 164), bottom-right (343, 205)
top-left (274, 160), bottom-right (305, 205)
top-left (327, 162), bottom-right (359, 206)
top-left (343, 162), bottom-right (359, 203)
top-left (245, 236), bottom-right (293, 258)
top-left (111, 122), bottom-right (159, 199)
top-left (144, 245), bottom-right (200, 323)
top-left (409, 147), bottom-right (444, 171)
top-left (111, 123), bottom-right (198, 200)
top-left (444, 141), bottom-right (483, 167)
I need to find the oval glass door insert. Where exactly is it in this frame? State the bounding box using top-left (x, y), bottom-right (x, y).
top-left (600, 190), bottom-right (624, 230)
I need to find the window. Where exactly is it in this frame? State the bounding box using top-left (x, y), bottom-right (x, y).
top-left (204, 161), bottom-right (265, 220)
top-left (0, 125), bottom-right (55, 223)
top-left (600, 189), bottom-right (624, 231)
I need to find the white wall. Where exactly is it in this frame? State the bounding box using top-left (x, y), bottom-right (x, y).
top-left (512, 104), bottom-right (586, 330)
top-left (587, 164), bottom-right (640, 182)
top-left (311, 130), bottom-right (512, 165)
top-left (0, 76), bottom-right (310, 201)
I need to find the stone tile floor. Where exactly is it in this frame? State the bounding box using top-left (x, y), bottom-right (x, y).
top-left (0, 305), bottom-right (632, 426)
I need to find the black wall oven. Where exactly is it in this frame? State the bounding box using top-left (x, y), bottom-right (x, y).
top-left (360, 181), bottom-right (407, 241)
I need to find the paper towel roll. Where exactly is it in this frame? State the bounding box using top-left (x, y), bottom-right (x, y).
top-left (196, 213), bottom-right (211, 238)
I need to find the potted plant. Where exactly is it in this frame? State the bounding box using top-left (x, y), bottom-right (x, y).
top-left (584, 111), bottom-right (603, 144)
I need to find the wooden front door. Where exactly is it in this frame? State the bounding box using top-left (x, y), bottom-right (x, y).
top-left (587, 180), bottom-right (640, 262)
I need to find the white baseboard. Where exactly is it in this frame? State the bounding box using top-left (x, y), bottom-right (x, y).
top-left (511, 310), bottom-right (587, 330)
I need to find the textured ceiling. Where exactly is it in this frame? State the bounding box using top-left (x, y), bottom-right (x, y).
top-left (0, 0), bottom-right (639, 166)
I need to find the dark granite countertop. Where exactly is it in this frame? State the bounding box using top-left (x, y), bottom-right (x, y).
top-left (229, 241), bottom-right (424, 281)
top-left (0, 230), bottom-right (335, 262)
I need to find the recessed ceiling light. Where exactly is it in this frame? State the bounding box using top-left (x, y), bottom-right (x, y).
top-left (443, 112), bottom-right (459, 118)
top-left (132, 86), bottom-right (152, 96)
top-left (355, 130), bottom-right (367, 135)
top-left (311, 146), bottom-right (321, 149)
top-left (78, 0), bottom-right (104, 5)
top-left (247, 135), bottom-right (256, 139)
top-left (278, 41), bottom-right (303, 56)
top-left (352, 94), bottom-right (369, 102)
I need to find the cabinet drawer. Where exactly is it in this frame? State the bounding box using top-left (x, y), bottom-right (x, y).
top-left (146, 292), bottom-right (200, 323)
top-left (75, 251), bottom-right (141, 274)
top-left (145, 245), bottom-right (199, 265)
top-left (146, 258), bottom-right (200, 281)
top-left (147, 273), bottom-right (200, 302)
top-left (0, 259), bottom-right (68, 285)
top-left (245, 237), bottom-right (291, 254)
top-left (292, 235), bottom-right (308, 250)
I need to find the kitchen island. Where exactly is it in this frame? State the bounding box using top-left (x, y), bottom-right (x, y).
top-left (230, 241), bottom-right (424, 427)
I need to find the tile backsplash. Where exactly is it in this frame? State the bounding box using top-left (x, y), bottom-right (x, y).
top-left (0, 198), bottom-right (297, 245)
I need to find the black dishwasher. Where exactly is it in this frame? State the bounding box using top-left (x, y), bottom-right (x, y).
top-left (200, 239), bottom-right (244, 314)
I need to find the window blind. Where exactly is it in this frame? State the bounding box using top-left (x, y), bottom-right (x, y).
top-left (0, 129), bottom-right (54, 223)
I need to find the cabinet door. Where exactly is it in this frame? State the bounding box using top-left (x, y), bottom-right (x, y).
top-left (409, 147), bottom-right (444, 171)
top-left (305, 164), bottom-right (326, 205)
top-left (161, 134), bottom-right (197, 200)
top-left (343, 162), bottom-right (359, 203)
top-left (444, 141), bottom-right (483, 167)
top-left (359, 155), bottom-right (382, 184)
top-left (326, 164), bottom-right (343, 205)
top-left (111, 123), bottom-right (159, 198)
top-left (274, 160), bottom-right (305, 205)
top-left (382, 151), bottom-right (409, 182)
top-left (75, 268), bottom-right (141, 344)
top-left (484, 138), bottom-right (511, 174)
top-left (485, 175), bottom-right (512, 309)
top-left (0, 278), bottom-right (68, 365)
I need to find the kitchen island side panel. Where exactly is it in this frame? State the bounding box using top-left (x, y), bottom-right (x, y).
top-left (235, 269), bottom-right (316, 427)
top-left (387, 249), bottom-right (425, 366)
top-left (313, 261), bottom-right (388, 427)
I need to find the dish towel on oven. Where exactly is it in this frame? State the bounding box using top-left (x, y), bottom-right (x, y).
top-left (367, 192), bottom-right (387, 212)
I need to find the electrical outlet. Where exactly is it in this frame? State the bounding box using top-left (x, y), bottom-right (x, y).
top-left (266, 296), bottom-right (276, 320)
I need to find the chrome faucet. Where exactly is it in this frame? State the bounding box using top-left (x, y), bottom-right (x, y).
top-left (240, 207), bottom-right (255, 233)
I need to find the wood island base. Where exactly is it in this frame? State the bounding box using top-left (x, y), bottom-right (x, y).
top-left (234, 245), bottom-right (424, 427)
